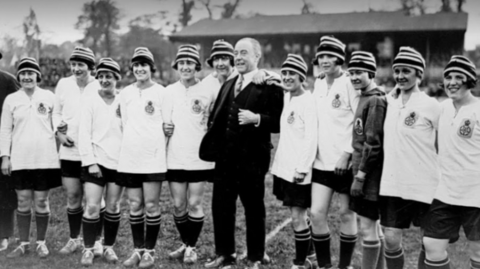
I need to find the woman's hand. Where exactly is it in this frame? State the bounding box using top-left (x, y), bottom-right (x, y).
top-left (1, 156), bottom-right (12, 176)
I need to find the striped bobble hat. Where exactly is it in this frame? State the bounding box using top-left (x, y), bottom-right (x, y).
top-left (206, 39), bottom-right (234, 67)
top-left (348, 51), bottom-right (377, 73)
top-left (314, 36), bottom-right (346, 64)
top-left (131, 47), bottom-right (155, 68)
top-left (16, 57), bottom-right (42, 82)
top-left (70, 46), bottom-right (95, 68)
top-left (392, 46), bottom-right (425, 74)
top-left (281, 54), bottom-right (308, 82)
top-left (172, 44), bottom-right (201, 71)
top-left (96, 58), bottom-right (121, 80)
top-left (443, 55), bottom-right (477, 82)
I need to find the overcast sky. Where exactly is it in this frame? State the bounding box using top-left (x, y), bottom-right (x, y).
top-left (1, 0), bottom-right (479, 50)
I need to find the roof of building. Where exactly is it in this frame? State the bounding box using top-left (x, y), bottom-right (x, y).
top-left (170, 11), bottom-right (468, 40)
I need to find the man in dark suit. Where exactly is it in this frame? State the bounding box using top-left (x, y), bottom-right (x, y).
top-left (200, 37), bottom-right (284, 269)
top-left (0, 51), bottom-right (20, 251)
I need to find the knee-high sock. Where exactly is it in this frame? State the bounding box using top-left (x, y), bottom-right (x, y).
top-left (362, 240), bottom-right (381, 269)
top-left (385, 247), bottom-right (405, 269)
top-left (377, 235), bottom-right (386, 269)
top-left (82, 216), bottom-right (100, 248)
top-left (103, 211), bottom-right (121, 246)
top-left (67, 207), bottom-right (83, 239)
top-left (17, 210), bottom-right (32, 243)
top-left (145, 214), bottom-right (161, 250)
top-left (129, 213), bottom-right (145, 249)
top-left (338, 233), bottom-right (358, 268)
top-left (96, 207), bottom-right (106, 241)
top-left (425, 257), bottom-right (450, 269)
top-left (312, 232), bottom-right (332, 268)
top-left (306, 218), bottom-right (315, 257)
top-left (187, 215), bottom-right (204, 247)
top-left (173, 213), bottom-right (189, 244)
top-left (471, 259), bottom-right (480, 269)
top-left (293, 228), bottom-right (311, 266)
top-left (35, 212), bottom-right (50, 241)
top-left (0, 209), bottom-right (15, 239)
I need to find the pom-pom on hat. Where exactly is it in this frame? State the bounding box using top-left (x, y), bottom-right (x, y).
top-left (314, 36), bottom-right (346, 64)
top-left (206, 40), bottom-right (234, 68)
top-left (392, 46), bottom-right (425, 74)
top-left (443, 55), bottom-right (477, 82)
top-left (70, 46), bottom-right (95, 68)
top-left (281, 54), bottom-right (308, 82)
top-left (96, 58), bottom-right (121, 80)
top-left (172, 44), bottom-right (201, 71)
top-left (348, 51), bottom-right (377, 74)
top-left (16, 57), bottom-right (42, 82)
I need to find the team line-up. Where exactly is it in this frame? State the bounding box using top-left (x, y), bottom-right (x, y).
top-left (0, 35), bottom-right (478, 269)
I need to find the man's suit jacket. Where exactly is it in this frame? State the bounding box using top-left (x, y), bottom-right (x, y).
top-left (199, 73), bottom-right (284, 177)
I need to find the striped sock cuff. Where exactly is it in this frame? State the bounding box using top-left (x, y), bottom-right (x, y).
top-left (188, 215), bottom-right (205, 223)
top-left (146, 215), bottom-right (161, 226)
top-left (100, 207), bottom-right (106, 214)
top-left (312, 232), bottom-right (331, 242)
top-left (82, 216), bottom-right (100, 224)
top-left (340, 233), bottom-right (358, 243)
top-left (67, 207), bottom-right (83, 215)
top-left (385, 247), bottom-right (404, 259)
top-left (362, 240), bottom-right (381, 248)
top-left (425, 257), bottom-right (450, 267)
top-left (471, 259), bottom-right (480, 269)
top-left (17, 210), bottom-right (32, 217)
top-left (35, 211), bottom-right (50, 217)
top-left (129, 214), bottom-right (145, 225)
top-left (104, 211), bottom-right (121, 222)
top-left (294, 228), bottom-right (311, 241)
top-left (174, 213), bottom-right (188, 223)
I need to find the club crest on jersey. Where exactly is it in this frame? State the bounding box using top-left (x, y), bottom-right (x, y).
top-left (191, 99), bottom-right (203, 114)
top-left (287, 111), bottom-right (295, 124)
top-left (458, 118), bottom-right (474, 138)
top-left (332, 94), bottom-right (341, 108)
top-left (354, 118), bottom-right (363, 135)
top-left (116, 104), bottom-right (121, 118)
top-left (37, 102), bottom-right (47, 115)
top-left (404, 111), bottom-right (417, 127)
top-left (145, 101), bottom-right (155, 115)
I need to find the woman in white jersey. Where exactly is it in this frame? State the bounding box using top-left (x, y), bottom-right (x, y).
top-left (0, 58), bottom-right (61, 258)
top-left (164, 45), bottom-right (216, 264)
top-left (117, 47), bottom-right (167, 269)
top-left (310, 36), bottom-right (359, 269)
top-left (53, 47), bottom-right (105, 256)
top-left (271, 54), bottom-right (317, 269)
top-left (422, 56), bottom-right (480, 269)
top-left (379, 47), bottom-right (441, 269)
top-left (78, 58), bottom-right (124, 266)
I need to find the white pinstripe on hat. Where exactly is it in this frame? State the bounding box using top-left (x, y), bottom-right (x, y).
top-left (314, 36), bottom-right (346, 64)
top-left (348, 51), bottom-right (377, 73)
top-left (443, 55), bottom-right (477, 82)
top-left (17, 57), bottom-right (42, 82)
top-left (96, 58), bottom-right (121, 80)
top-left (172, 44), bottom-right (201, 71)
top-left (70, 46), bottom-right (95, 67)
top-left (206, 40), bottom-right (234, 67)
top-left (392, 46), bottom-right (425, 74)
top-left (281, 54), bottom-right (308, 82)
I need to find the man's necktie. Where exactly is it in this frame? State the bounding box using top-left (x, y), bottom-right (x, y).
top-left (234, 75), bottom-right (244, 97)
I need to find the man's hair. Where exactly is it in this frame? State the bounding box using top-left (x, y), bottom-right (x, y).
top-left (238, 37), bottom-right (262, 59)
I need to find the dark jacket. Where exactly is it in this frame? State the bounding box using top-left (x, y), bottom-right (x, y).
top-left (200, 74), bottom-right (283, 178)
top-left (351, 87), bottom-right (387, 201)
top-left (0, 70), bottom-right (20, 210)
